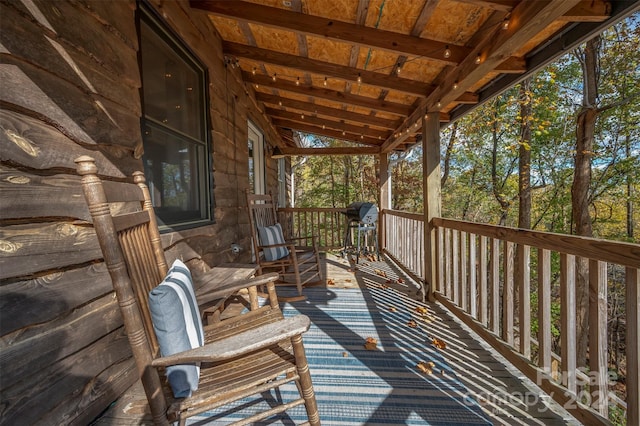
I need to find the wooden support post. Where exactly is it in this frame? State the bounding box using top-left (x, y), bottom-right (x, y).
top-left (422, 112), bottom-right (441, 302)
top-left (379, 153), bottom-right (390, 255)
top-left (479, 235), bottom-right (488, 325)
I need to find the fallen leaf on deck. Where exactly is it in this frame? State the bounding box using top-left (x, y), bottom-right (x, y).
top-left (327, 278), bottom-right (336, 286)
top-left (364, 337), bottom-right (378, 350)
top-left (374, 269), bottom-right (387, 278)
top-left (388, 306), bottom-right (397, 312)
top-left (345, 279), bottom-right (352, 283)
top-left (342, 352), bottom-right (349, 357)
top-left (414, 306), bottom-right (428, 315)
top-left (407, 320), bottom-right (418, 328)
top-left (416, 361), bottom-right (435, 374)
top-left (432, 338), bottom-right (447, 350)
top-left (397, 278), bottom-right (404, 283)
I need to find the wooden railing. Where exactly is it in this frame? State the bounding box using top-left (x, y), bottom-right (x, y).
top-left (382, 210), bottom-right (425, 283)
top-left (433, 217), bottom-right (639, 426)
top-left (278, 207), bottom-right (347, 250)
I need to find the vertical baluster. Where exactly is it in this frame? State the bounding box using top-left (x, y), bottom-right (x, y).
top-left (445, 228), bottom-right (452, 299)
top-left (490, 238), bottom-right (500, 335)
top-left (589, 259), bottom-right (608, 417)
top-left (452, 230), bottom-right (460, 306)
top-left (469, 233), bottom-right (477, 318)
top-left (436, 226), bottom-right (443, 294)
top-left (503, 241), bottom-right (514, 346)
top-left (627, 267), bottom-right (639, 426)
top-left (517, 244), bottom-right (531, 358)
top-left (460, 231), bottom-right (468, 311)
top-left (537, 248), bottom-right (552, 373)
top-left (561, 253), bottom-right (577, 394)
top-left (479, 235), bottom-right (488, 326)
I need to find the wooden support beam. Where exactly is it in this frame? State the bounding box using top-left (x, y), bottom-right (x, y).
top-left (271, 118), bottom-right (385, 146)
top-left (224, 42), bottom-right (434, 97)
top-left (246, 72), bottom-right (411, 116)
top-left (256, 93), bottom-right (402, 129)
top-left (194, 0), bottom-right (468, 64)
top-left (382, 0), bottom-right (583, 153)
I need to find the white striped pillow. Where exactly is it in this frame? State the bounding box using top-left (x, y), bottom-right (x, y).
top-left (149, 259), bottom-right (204, 398)
top-left (257, 223), bottom-right (290, 261)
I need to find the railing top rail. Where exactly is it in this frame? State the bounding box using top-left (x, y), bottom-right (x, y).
top-left (433, 217), bottom-right (640, 269)
top-left (381, 209), bottom-right (423, 221)
top-left (279, 207), bottom-right (348, 213)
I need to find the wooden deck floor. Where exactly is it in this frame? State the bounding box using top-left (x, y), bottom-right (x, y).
top-left (93, 252), bottom-right (580, 425)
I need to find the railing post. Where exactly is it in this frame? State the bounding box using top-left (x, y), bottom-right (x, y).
top-left (589, 260), bottom-right (608, 417)
top-left (422, 112), bottom-right (441, 302)
top-left (379, 152), bottom-right (390, 253)
top-left (627, 267), bottom-right (639, 426)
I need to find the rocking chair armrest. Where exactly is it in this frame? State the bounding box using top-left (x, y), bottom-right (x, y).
top-left (195, 272), bottom-right (279, 306)
top-left (151, 314), bottom-right (311, 366)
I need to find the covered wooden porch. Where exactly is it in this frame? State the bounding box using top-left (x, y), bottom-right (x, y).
top-left (95, 251), bottom-right (582, 425)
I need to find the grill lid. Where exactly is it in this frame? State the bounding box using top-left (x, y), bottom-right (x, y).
top-left (344, 202), bottom-right (378, 224)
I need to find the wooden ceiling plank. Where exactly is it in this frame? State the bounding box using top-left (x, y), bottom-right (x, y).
top-left (224, 41), bottom-right (434, 96)
top-left (278, 146), bottom-right (382, 157)
top-left (256, 92), bottom-right (402, 129)
top-left (245, 72), bottom-right (411, 115)
top-left (192, 0), bottom-right (469, 64)
top-left (382, 0), bottom-right (583, 153)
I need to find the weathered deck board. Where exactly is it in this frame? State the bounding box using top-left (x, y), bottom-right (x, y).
top-left (95, 253), bottom-right (579, 425)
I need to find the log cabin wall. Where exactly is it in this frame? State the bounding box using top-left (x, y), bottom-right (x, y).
top-left (0, 0), bottom-right (286, 423)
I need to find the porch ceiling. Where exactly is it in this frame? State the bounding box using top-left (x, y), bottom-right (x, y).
top-left (191, 0), bottom-right (638, 155)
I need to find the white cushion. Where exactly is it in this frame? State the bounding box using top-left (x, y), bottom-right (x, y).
top-left (148, 259), bottom-right (204, 398)
top-left (257, 223), bottom-right (290, 261)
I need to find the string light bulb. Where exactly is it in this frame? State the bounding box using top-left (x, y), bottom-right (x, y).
top-left (453, 80), bottom-right (459, 90)
top-left (396, 63), bottom-right (402, 75)
top-left (322, 124), bottom-right (326, 129)
top-left (272, 73), bottom-right (277, 82)
top-left (324, 76), bottom-right (328, 86)
top-left (357, 73), bottom-right (362, 84)
top-left (502, 19), bottom-right (510, 30)
top-left (278, 100), bottom-right (283, 106)
top-left (252, 67), bottom-right (256, 75)
top-left (436, 100), bottom-right (442, 108)
top-left (301, 113), bottom-right (304, 119)
top-left (444, 46), bottom-right (451, 59)
top-left (296, 77), bottom-right (300, 86)
top-left (342, 130), bottom-right (346, 136)
top-left (475, 54), bottom-right (481, 65)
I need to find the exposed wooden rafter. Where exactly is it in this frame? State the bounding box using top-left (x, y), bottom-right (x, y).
top-left (382, 0), bottom-right (586, 153)
top-left (193, 0), bottom-right (622, 156)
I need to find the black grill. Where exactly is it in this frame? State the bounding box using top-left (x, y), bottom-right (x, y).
top-left (344, 202), bottom-right (378, 225)
top-left (341, 202), bottom-right (379, 263)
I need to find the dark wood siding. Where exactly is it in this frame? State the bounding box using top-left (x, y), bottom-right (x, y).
top-left (0, 0), bottom-right (283, 423)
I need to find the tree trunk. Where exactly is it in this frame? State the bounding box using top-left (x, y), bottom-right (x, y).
top-left (491, 101), bottom-right (510, 225)
top-left (518, 78), bottom-right (532, 230)
top-left (572, 36), bottom-right (599, 368)
top-left (626, 135), bottom-right (634, 239)
top-left (441, 122), bottom-right (458, 187)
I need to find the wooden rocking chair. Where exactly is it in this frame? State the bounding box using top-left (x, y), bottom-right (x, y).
top-left (75, 156), bottom-right (319, 426)
top-left (246, 191), bottom-right (323, 301)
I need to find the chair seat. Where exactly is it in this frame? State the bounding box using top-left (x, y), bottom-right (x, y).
top-left (167, 342), bottom-right (298, 421)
